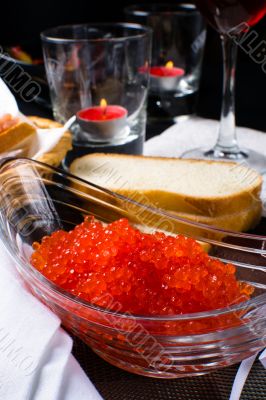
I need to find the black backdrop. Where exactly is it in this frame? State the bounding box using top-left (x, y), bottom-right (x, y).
top-left (2, 0), bottom-right (266, 132)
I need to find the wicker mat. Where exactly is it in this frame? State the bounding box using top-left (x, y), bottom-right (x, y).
top-left (72, 337), bottom-right (265, 400)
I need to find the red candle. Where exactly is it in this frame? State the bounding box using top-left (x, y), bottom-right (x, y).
top-left (150, 61), bottom-right (184, 78)
top-left (78, 99), bottom-right (127, 121)
top-left (76, 99), bottom-right (128, 141)
top-left (149, 61), bottom-right (185, 91)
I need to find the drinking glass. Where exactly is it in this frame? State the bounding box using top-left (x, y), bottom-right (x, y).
top-left (183, 0), bottom-right (266, 171)
top-left (125, 3), bottom-right (206, 122)
top-left (41, 23), bottom-right (151, 156)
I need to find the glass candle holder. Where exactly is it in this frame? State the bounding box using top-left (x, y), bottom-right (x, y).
top-left (125, 3), bottom-right (206, 122)
top-left (41, 23), bottom-right (152, 157)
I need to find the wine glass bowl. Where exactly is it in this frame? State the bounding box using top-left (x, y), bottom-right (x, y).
top-left (194, 0), bottom-right (266, 33)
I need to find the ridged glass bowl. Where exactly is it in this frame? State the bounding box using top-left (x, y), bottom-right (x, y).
top-left (0, 157), bottom-right (265, 378)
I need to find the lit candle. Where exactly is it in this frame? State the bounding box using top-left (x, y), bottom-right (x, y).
top-left (149, 61), bottom-right (184, 91)
top-left (76, 99), bottom-right (128, 141)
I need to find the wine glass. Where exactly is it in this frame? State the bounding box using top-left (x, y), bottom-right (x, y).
top-left (183, 0), bottom-right (266, 171)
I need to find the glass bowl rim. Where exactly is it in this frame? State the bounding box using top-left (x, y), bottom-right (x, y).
top-left (40, 22), bottom-right (152, 44)
top-left (0, 157), bottom-right (265, 323)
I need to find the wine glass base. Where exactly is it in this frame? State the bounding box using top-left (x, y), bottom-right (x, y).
top-left (182, 147), bottom-right (266, 173)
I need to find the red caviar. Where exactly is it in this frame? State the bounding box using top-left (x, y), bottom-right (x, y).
top-left (31, 217), bottom-right (253, 315)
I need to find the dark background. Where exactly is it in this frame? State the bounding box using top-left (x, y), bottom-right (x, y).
top-left (2, 0), bottom-right (266, 133)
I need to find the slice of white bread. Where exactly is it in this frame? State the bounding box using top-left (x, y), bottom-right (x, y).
top-left (70, 153), bottom-right (262, 223)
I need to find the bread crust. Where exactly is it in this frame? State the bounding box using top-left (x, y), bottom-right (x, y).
top-left (171, 201), bottom-right (262, 233)
top-left (0, 121), bottom-right (36, 153)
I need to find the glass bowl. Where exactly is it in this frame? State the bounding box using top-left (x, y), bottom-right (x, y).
top-left (0, 157), bottom-right (265, 379)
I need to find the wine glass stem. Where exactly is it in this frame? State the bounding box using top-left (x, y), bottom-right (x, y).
top-left (214, 34), bottom-right (240, 155)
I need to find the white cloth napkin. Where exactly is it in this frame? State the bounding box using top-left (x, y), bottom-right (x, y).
top-left (0, 79), bottom-right (18, 117)
top-left (0, 240), bottom-right (103, 400)
top-left (144, 116), bottom-right (266, 158)
top-left (145, 116), bottom-right (266, 400)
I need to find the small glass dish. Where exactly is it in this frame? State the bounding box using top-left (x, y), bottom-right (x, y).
top-left (0, 157), bottom-right (265, 378)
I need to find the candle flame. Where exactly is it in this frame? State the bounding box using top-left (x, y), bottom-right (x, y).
top-left (100, 98), bottom-right (107, 116)
top-left (165, 61), bottom-right (174, 69)
top-left (100, 98), bottom-right (108, 108)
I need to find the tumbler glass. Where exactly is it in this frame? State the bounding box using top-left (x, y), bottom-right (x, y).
top-left (125, 3), bottom-right (206, 121)
top-left (41, 23), bottom-right (151, 155)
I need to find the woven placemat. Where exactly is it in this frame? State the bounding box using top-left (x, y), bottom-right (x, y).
top-left (72, 336), bottom-right (265, 400)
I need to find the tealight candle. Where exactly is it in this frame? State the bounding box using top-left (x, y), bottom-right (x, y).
top-left (76, 99), bottom-right (128, 141)
top-left (149, 61), bottom-right (185, 91)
